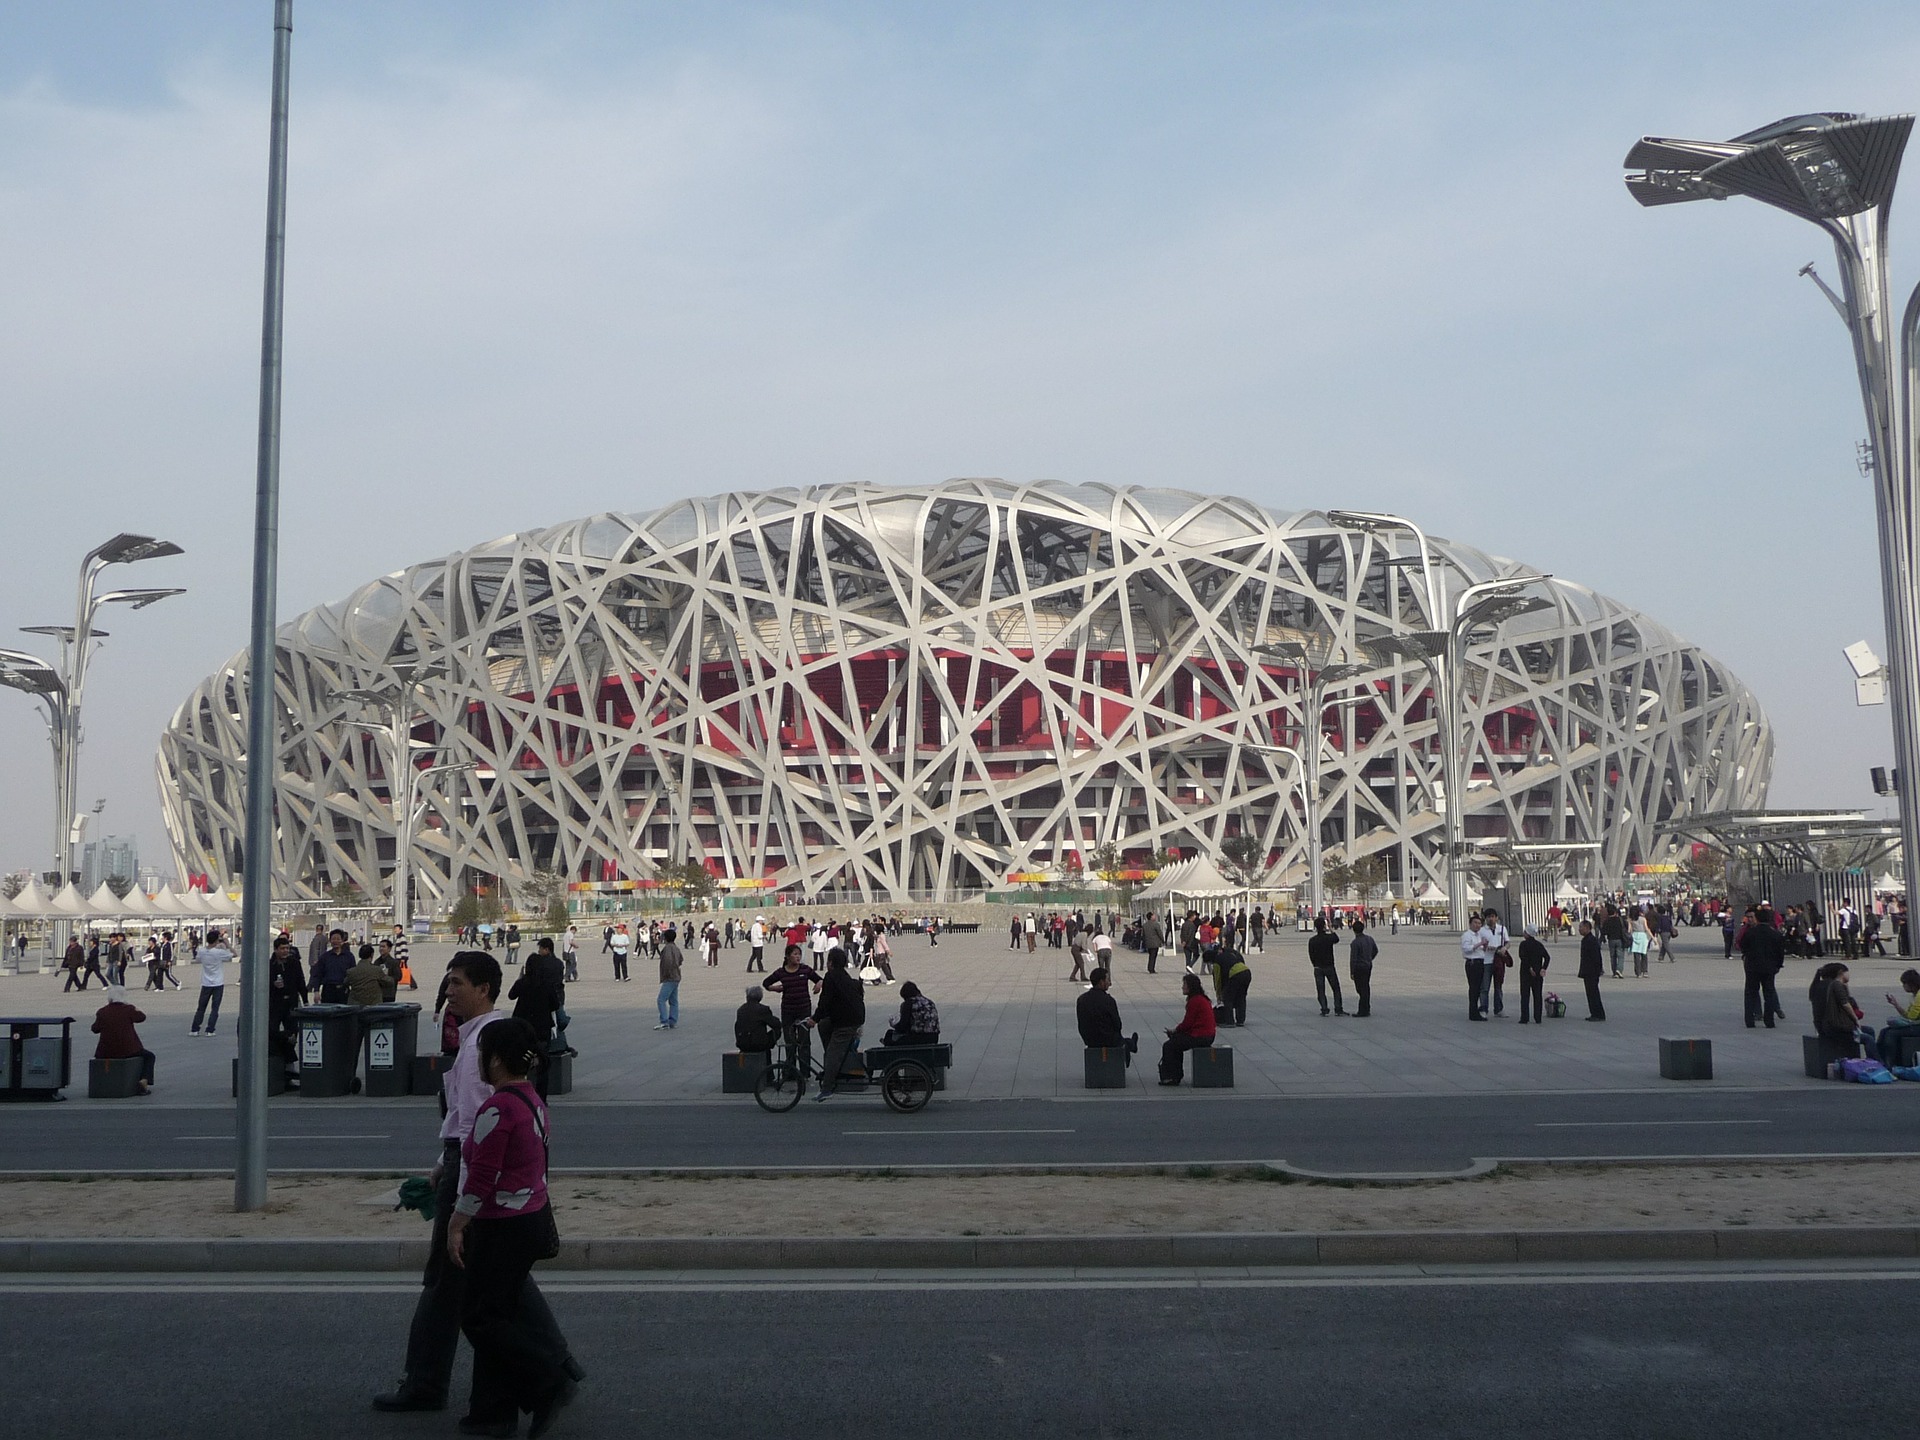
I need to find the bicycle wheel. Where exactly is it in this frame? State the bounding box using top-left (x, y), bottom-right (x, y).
top-left (754, 1061), bottom-right (806, 1113)
top-left (880, 1059), bottom-right (933, 1113)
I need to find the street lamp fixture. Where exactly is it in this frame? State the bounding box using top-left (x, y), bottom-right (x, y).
top-left (1625, 110), bottom-right (1920, 892)
top-left (1330, 510), bottom-right (1554, 918)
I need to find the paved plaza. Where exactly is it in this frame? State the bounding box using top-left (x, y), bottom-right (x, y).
top-left (3, 923), bottom-right (1906, 1107)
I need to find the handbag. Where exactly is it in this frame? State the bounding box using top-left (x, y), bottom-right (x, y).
top-left (495, 1086), bottom-right (562, 1259)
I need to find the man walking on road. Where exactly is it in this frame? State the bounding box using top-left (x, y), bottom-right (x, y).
top-left (1460, 910), bottom-right (1492, 1021)
top-left (1308, 915), bottom-right (1344, 1016)
top-left (1739, 903), bottom-right (1787, 1028)
top-left (747, 915), bottom-right (768, 973)
top-left (655, 926), bottom-right (684, 1029)
top-left (372, 951), bottom-right (581, 1416)
top-left (1577, 919), bottom-right (1606, 1020)
top-left (1141, 911), bottom-right (1165, 974)
top-left (190, 929), bottom-right (233, 1036)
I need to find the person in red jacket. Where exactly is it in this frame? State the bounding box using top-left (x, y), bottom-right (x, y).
top-left (1158, 972), bottom-right (1217, 1085)
top-left (91, 986), bottom-right (155, 1093)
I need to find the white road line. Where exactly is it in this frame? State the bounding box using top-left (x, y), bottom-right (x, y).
top-left (10, 1263), bottom-right (1920, 1295)
top-left (840, 1128), bottom-right (1076, 1136)
top-left (173, 1134), bottom-right (392, 1141)
top-left (1534, 1121), bottom-right (1772, 1129)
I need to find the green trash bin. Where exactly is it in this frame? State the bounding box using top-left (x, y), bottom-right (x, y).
top-left (360, 1003), bottom-right (422, 1096)
top-left (294, 1004), bottom-right (361, 1097)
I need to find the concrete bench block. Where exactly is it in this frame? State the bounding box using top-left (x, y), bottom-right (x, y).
top-left (1899, 1033), bottom-right (1920, 1067)
top-left (721, 1050), bottom-right (770, 1093)
top-left (1804, 1033), bottom-right (1855, 1079)
top-left (1190, 1046), bottom-right (1234, 1088)
top-left (229, 1058), bottom-right (288, 1098)
top-left (1083, 1046), bottom-right (1129, 1088)
top-left (1658, 1037), bottom-right (1713, 1081)
top-left (545, 1052), bottom-right (573, 1096)
top-left (410, 1053), bottom-right (450, 1098)
top-left (88, 1057), bottom-right (144, 1099)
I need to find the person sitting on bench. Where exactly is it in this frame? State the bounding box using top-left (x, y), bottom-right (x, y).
top-left (1158, 973), bottom-right (1217, 1086)
top-left (1876, 970), bottom-right (1920, 1067)
top-left (882, 981), bottom-right (940, 1046)
top-left (91, 985), bottom-right (155, 1094)
top-left (735, 986), bottom-right (781, 1054)
top-left (1076, 968), bottom-right (1138, 1055)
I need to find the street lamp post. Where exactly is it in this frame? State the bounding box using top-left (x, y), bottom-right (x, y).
top-left (0, 537), bottom-right (182, 951)
top-left (1247, 646), bottom-right (1368, 917)
top-left (336, 660), bottom-right (449, 935)
top-left (1623, 112), bottom-right (1920, 889)
top-left (1329, 510), bottom-right (1552, 921)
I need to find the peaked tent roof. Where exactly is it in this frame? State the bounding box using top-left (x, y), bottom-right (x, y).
top-left (1416, 882), bottom-right (1448, 904)
top-left (6, 879), bottom-right (52, 917)
top-left (1135, 854), bottom-right (1245, 902)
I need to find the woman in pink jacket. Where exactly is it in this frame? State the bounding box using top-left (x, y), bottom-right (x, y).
top-left (448, 1018), bottom-right (575, 1437)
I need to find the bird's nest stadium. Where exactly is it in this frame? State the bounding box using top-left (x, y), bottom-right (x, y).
top-left (157, 481), bottom-right (1771, 906)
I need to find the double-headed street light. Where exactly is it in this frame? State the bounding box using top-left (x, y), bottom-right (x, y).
top-left (1326, 511), bottom-right (1553, 919)
top-left (333, 659), bottom-right (452, 934)
top-left (0, 536), bottom-right (182, 947)
top-left (1624, 111), bottom-right (1920, 891)
top-left (1246, 645), bottom-right (1369, 917)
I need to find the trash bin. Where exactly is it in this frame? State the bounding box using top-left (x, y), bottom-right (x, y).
top-left (360, 1003), bottom-right (421, 1096)
top-left (2, 1017), bottom-right (74, 1098)
top-left (293, 1004), bottom-right (362, 1097)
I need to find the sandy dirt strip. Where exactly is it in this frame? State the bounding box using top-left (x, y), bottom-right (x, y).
top-left (2, 1161), bottom-right (1916, 1239)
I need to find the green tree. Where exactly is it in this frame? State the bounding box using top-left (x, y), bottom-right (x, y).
top-left (324, 878), bottom-right (364, 906)
top-left (1220, 834), bottom-right (1268, 887)
top-left (545, 898), bottom-right (571, 933)
top-left (665, 859), bottom-right (716, 909)
top-left (105, 873), bottom-right (135, 900)
top-left (517, 865), bottom-right (569, 917)
top-left (1086, 841), bottom-right (1124, 885)
top-left (2, 872), bottom-right (27, 900)
top-left (448, 893), bottom-right (481, 931)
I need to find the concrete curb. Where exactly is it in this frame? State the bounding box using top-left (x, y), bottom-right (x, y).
top-left (4, 1225), bottom-right (1919, 1273)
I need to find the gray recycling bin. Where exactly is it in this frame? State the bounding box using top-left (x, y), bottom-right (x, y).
top-left (294, 1003), bottom-right (362, 1097)
top-left (2, 1017), bottom-right (74, 1099)
top-left (360, 1003), bottom-right (421, 1096)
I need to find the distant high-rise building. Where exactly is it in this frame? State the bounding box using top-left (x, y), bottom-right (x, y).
top-left (81, 835), bottom-right (138, 894)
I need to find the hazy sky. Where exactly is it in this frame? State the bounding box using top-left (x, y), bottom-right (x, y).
top-left (1, 0), bottom-right (1917, 877)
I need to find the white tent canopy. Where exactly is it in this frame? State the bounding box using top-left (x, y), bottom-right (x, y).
top-left (203, 889), bottom-right (243, 917)
top-left (46, 882), bottom-right (91, 917)
top-left (1553, 878), bottom-right (1587, 901)
top-left (147, 883), bottom-right (192, 917)
top-left (6, 879), bottom-right (52, 917)
top-left (1416, 882), bottom-right (1448, 905)
top-left (1135, 854), bottom-right (1245, 903)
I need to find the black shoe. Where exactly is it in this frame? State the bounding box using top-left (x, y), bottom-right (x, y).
top-left (1319, 1008), bottom-right (1330, 1017)
top-left (1126, 1034), bottom-right (1139, 1054)
top-left (528, 1376), bottom-right (577, 1439)
top-left (563, 1355), bottom-right (587, 1383)
top-left (1764, 1020), bottom-right (1776, 1028)
top-left (1745, 1020), bottom-right (1756, 1028)
top-left (373, 1387), bottom-right (447, 1413)
top-left (456, 1418), bottom-right (516, 1438)
top-left (1158, 1077), bottom-right (1181, 1085)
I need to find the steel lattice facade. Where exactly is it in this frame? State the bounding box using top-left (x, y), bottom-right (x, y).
top-left (157, 481), bottom-right (1771, 904)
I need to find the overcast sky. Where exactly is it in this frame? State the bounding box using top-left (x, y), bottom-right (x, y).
top-left (0, 0), bottom-right (1916, 877)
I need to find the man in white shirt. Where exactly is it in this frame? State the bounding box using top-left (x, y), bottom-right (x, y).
top-left (1460, 911), bottom-right (1493, 1022)
top-left (372, 951), bottom-right (581, 1414)
top-left (1481, 910), bottom-right (1512, 1018)
top-left (561, 924), bottom-right (579, 981)
top-left (190, 929), bottom-right (234, 1036)
top-left (609, 924), bottom-right (632, 982)
top-left (748, 916), bottom-right (768, 973)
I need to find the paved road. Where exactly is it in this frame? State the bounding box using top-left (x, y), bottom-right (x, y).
top-left (5, 1264), bottom-right (1917, 1437)
top-left (3, 1085), bottom-right (1917, 1174)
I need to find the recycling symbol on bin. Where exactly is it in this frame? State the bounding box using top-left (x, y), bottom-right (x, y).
top-left (370, 1028), bottom-right (393, 1069)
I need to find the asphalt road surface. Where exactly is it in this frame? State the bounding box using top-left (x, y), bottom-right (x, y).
top-left (3, 1086), bottom-right (1918, 1174)
top-left (3, 1264), bottom-right (1913, 1438)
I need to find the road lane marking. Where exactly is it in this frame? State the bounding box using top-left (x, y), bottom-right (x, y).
top-left (173, 1134), bottom-right (392, 1141)
top-left (840, 1128), bottom-right (1076, 1137)
top-left (1533, 1121), bottom-right (1771, 1129)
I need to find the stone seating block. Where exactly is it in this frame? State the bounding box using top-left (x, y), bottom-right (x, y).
top-left (722, 1050), bottom-right (770, 1093)
top-left (1804, 1033), bottom-right (1855, 1079)
top-left (1190, 1047), bottom-right (1234, 1088)
top-left (546, 1052), bottom-right (573, 1096)
top-left (1083, 1046), bottom-right (1129, 1088)
top-left (88, 1057), bottom-right (143, 1099)
top-left (1658, 1038), bottom-right (1713, 1081)
top-left (229, 1058), bottom-right (287, 1098)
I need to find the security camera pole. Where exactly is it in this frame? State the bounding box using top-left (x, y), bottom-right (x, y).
top-left (237, 0), bottom-right (294, 1214)
top-left (1625, 111), bottom-right (1920, 892)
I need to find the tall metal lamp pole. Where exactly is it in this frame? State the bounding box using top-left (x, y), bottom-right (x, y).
top-left (1624, 112), bottom-right (1920, 894)
top-left (237, 0), bottom-right (294, 1214)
